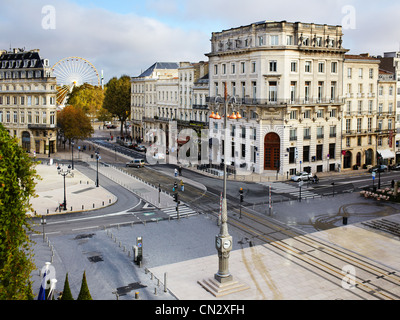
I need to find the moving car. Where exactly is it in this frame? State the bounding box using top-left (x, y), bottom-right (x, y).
top-left (291, 171), bottom-right (313, 182)
top-left (368, 165), bottom-right (388, 173)
top-left (126, 159), bottom-right (145, 168)
top-left (135, 145), bottom-right (146, 152)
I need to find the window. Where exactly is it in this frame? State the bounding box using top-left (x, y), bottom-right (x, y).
top-left (329, 144), bottom-right (335, 160)
top-left (290, 82), bottom-right (297, 102)
top-left (347, 68), bottom-right (352, 79)
top-left (258, 36), bottom-right (264, 46)
top-left (222, 64), bottom-right (226, 74)
top-left (305, 61), bottom-right (311, 73)
top-left (290, 61), bottom-right (297, 72)
top-left (304, 110), bottom-right (311, 119)
top-left (304, 82), bottom-right (310, 102)
top-left (330, 82), bottom-right (337, 101)
top-left (359, 68), bottom-right (363, 79)
top-left (304, 127), bottom-right (311, 140)
top-left (231, 63), bottom-right (236, 74)
top-left (251, 61), bottom-right (256, 73)
top-left (286, 35), bottom-right (293, 45)
top-left (317, 127), bottom-right (324, 139)
top-left (268, 82), bottom-right (277, 102)
top-left (290, 110), bottom-right (297, 120)
top-left (357, 118), bottom-right (362, 133)
top-left (214, 65), bottom-right (218, 75)
top-left (241, 144), bottom-right (246, 158)
top-left (303, 146), bottom-right (310, 162)
top-left (318, 82), bottom-right (324, 102)
top-left (330, 126), bottom-right (336, 138)
top-left (317, 109), bottom-right (324, 118)
top-left (241, 62), bottom-right (245, 73)
top-left (331, 62), bottom-right (338, 73)
top-left (270, 35), bottom-right (279, 45)
top-left (269, 60), bottom-right (277, 72)
top-left (318, 62), bottom-right (325, 73)
top-left (316, 145), bottom-right (323, 161)
top-left (369, 68), bottom-right (374, 79)
top-left (290, 128), bottom-right (297, 141)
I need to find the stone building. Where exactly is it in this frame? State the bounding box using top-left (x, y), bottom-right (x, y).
top-left (206, 21), bottom-right (347, 176)
top-left (342, 54), bottom-right (380, 170)
top-left (0, 48), bottom-right (57, 155)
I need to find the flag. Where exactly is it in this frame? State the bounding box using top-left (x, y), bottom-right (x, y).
top-left (37, 262), bottom-right (51, 300)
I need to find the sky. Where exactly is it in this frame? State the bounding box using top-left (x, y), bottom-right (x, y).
top-left (1, 0), bottom-right (400, 83)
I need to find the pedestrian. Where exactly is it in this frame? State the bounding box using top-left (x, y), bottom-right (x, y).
top-left (173, 181), bottom-right (177, 192)
top-left (178, 165), bottom-right (182, 176)
top-left (180, 180), bottom-right (184, 192)
top-left (174, 168), bottom-right (178, 177)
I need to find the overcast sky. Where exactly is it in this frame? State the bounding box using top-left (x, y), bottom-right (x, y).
top-left (1, 0), bottom-right (400, 83)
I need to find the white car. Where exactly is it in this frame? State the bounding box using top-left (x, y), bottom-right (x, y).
top-left (291, 172), bottom-right (313, 182)
top-left (153, 153), bottom-right (165, 160)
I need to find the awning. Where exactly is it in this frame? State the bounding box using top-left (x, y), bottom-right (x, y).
top-left (378, 149), bottom-right (395, 159)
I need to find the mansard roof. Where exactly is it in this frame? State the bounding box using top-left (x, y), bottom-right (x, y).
top-left (138, 62), bottom-right (179, 77)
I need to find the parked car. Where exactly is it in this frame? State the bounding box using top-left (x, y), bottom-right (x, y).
top-left (124, 141), bottom-right (133, 148)
top-left (368, 165), bottom-right (388, 173)
top-left (153, 153), bottom-right (165, 160)
top-left (390, 164), bottom-right (400, 171)
top-left (291, 171), bottom-right (313, 182)
top-left (126, 159), bottom-right (145, 168)
top-left (135, 145), bottom-right (146, 152)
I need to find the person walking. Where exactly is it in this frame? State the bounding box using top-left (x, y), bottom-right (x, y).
top-left (174, 168), bottom-right (178, 177)
top-left (180, 180), bottom-right (184, 192)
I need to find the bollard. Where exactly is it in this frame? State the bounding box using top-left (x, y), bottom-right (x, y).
top-left (82, 205), bottom-right (84, 210)
top-left (93, 203), bottom-right (95, 208)
top-left (135, 291), bottom-right (139, 300)
top-left (164, 272), bottom-right (167, 293)
top-left (154, 287), bottom-right (157, 295)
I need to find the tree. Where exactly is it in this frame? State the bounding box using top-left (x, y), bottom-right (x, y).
top-left (57, 105), bottom-right (94, 147)
top-left (0, 124), bottom-right (37, 299)
top-left (67, 84), bottom-right (105, 121)
top-left (60, 273), bottom-right (74, 300)
top-left (77, 271), bottom-right (92, 300)
top-left (102, 75), bottom-right (131, 137)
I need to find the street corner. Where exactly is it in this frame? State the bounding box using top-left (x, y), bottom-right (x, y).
top-left (30, 163), bottom-right (117, 216)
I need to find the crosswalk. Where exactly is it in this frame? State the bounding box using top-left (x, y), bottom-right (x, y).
top-left (161, 204), bottom-right (198, 219)
top-left (261, 182), bottom-right (320, 200)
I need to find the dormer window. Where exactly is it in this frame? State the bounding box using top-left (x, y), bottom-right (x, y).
top-left (23, 60), bottom-right (29, 68)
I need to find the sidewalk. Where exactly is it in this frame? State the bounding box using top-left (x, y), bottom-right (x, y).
top-left (30, 162), bottom-right (117, 216)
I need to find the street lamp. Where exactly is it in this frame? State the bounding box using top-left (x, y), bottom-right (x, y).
top-left (210, 84), bottom-right (239, 284)
top-left (57, 165), bottom-right (72, 210)
top-left (71, 141), bottom-right (75, 170)
top-left (41, 215), bottom-right (46, 242)
top-left (95, 149), bottom-right (100, 187)
top-left (48, 133), bottom-right (52, 158)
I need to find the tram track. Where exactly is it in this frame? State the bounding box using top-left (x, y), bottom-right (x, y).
top-left (224, 204), bottom-right (400, 300)
top-left (121, 162), bottom-right (400, 299)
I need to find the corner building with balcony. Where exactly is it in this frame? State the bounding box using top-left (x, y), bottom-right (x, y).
top-left (207, 21), bottom-right (347, 176)
top-left (0, 48), bottom-right (57, 154)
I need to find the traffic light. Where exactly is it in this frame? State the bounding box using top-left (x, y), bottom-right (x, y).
top-left (239, 187), bottom-right (244, 203)
top-left (173, 193), bottom-right (178, 202)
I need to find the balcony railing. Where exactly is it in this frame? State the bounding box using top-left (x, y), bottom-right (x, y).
top-left (207, 96), bottom-right (344, 106)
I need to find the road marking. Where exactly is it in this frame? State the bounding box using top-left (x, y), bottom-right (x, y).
top-left (72, 226), bottom-right (99, 231)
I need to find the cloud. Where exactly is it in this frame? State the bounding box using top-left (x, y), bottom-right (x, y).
top-left (0, 0), bottom-right (209, 82)
top-left (1, 0), bottom-right (400, 84)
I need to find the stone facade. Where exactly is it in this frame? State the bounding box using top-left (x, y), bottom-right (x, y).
top-left (0, 48), bottom-right (57, 155)
top-left (207, 21), bottom-right (347, 175)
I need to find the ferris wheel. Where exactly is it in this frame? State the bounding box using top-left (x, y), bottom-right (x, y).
top-left (52, 56), bottom-right (101, 106)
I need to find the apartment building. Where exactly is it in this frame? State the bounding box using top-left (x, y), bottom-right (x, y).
top-left (130, 61), bottom-right (209, 153)
top-left (0, 48), bottom-right (57, 154)
top-left (206, 21), bottom-right (347, 175)
top-left (377, 68), bottom-right (396, 165)
top-left (342, 54), bottom-right (380, 170)
top-left (130, 62), bottom-right (179, 142)
top-left (379, 52), bottom-right (400, 162)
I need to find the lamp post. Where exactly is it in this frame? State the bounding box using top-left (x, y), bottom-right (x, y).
top-left (41, 215), bottom-right (46, 242)
top-left (48, 133), bottom-right (52, 158)
top-left (211, 83), bottom-right (240, 284)
top-left (95, 149), bottom-right (100, 187)
top-left (71, 141), bottom-right (74, 170)
top-left (57, 165), bottom-right (72, 210)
